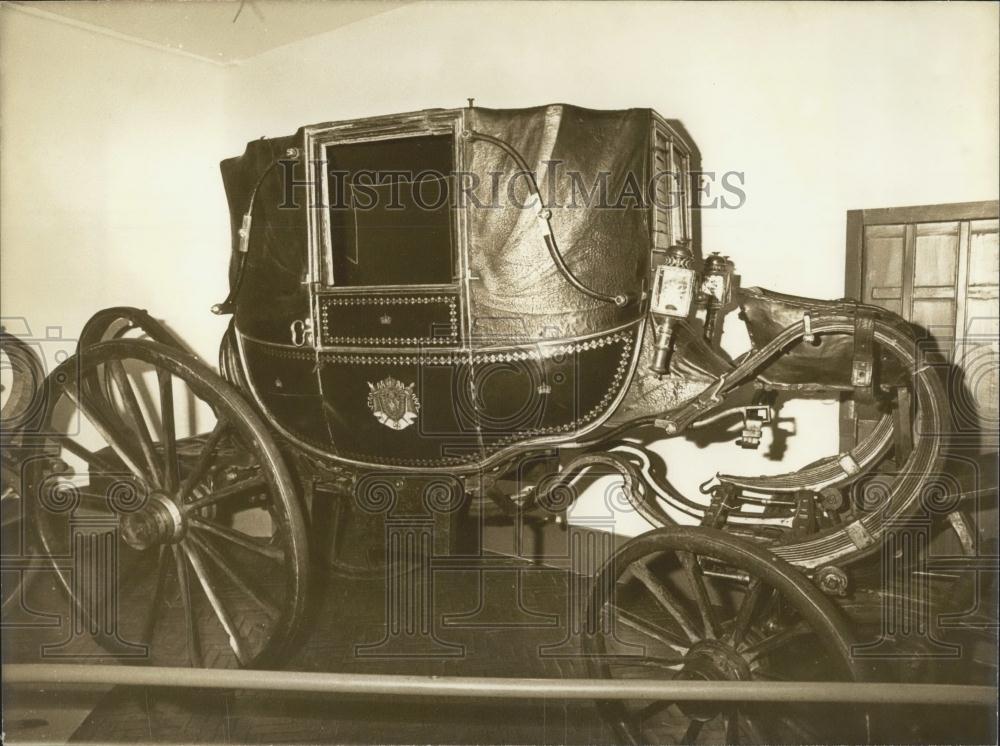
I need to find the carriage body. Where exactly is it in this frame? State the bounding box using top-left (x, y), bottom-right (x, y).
top-left (220, 105), bottom-right (698, 473)
top-left (215, 103), bottom-right (952, 574)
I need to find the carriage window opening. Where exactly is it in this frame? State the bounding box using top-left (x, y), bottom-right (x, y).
top-left (326, 134), bottom-right (455, 287)
top-left (652, 129), bottom-right (691, 250)
top-left (671, 150), bottom-right (689, 244)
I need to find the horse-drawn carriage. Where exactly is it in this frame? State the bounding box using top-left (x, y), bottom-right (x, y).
top-left (2, 104), bottom-right (978, 743)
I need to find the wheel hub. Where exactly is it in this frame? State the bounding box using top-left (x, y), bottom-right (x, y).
top-left (121, 494), bottom-right (185, 550)
top-left (677, 639), bottom-right (752, 721)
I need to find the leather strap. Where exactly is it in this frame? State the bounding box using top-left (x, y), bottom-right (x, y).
top-left (851, 306), bottom-right (877, 398)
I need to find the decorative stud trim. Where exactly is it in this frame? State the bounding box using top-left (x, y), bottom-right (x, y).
top-left (483, 332), bottom-right (634, 451)
top-left (240, 327), bottom-right (639, 467)
top-left (319, 294), bottom-right (459, 346)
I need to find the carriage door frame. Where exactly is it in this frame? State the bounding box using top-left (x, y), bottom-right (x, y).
top-left (842, 200), bottom-right (999, 455)
top-left (302, 109), bottom-right (471, 356)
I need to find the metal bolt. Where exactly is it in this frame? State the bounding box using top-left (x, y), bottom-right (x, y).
top-left (819, 487), bottom-right (844, 511)
top-left (816, 566), bottom-right (849, 597)
top-left (655, 419), bottom-right (678, 435)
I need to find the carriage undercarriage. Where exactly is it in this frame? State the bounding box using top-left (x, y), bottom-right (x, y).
top-left (2, 103), bottom-right (995, 744)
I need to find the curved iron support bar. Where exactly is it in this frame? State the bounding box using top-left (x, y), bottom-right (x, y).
top-left (607, 439), bottom-right (706, 517)
top-left (573, 312), bottom-right (948, 569)
top-left (717, 412), bottom-right (895, 493)
top-left (512, 450), bottom-right (659, 523)
top-left (4, 664), bottom-right (995, 707)
top-left (655, 311), bottom-right (940, 446)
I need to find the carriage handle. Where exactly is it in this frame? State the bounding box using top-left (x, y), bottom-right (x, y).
top-left (463, 129), bottom-right (629, 308)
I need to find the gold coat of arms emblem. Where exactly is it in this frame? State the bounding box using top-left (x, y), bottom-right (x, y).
top-left (366, 377), bottom-right (420, 430)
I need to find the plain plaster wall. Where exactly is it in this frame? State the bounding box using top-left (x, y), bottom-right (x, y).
top-left (0, 6), bottom-right (231, 364)
top-left (2, 2), bottom-right (997, 537)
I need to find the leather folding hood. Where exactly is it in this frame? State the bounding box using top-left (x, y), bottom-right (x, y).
top-left (465, 105), bottom-right (652, 340)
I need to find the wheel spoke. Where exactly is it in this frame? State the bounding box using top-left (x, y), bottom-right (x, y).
top-left (74, 489), bottom-right (120, 515)
top-left (188, 517), bottom-right (284, 562)
top-left (181, 539), bottom-right (249, 665)
top-left (774, 708), bottom-right (825, 743)
top-left (742, 621), bottom-right (809, 660)
top-left (94, 546), bottom-right (154, 619)
top-left (725, 709), bottom-right (740, 745)
top-left (635, 699), bottom-right (674, 724)
top-left (172, 545), bottom-right (202, 667)
top-left (679, 551), bottom-right (718, 639)
top-left (186, 530), bottom-right (279, 619)
top-left (681, 718), bottom-right (703, 744)
top-left (609, 655), bottom-right (686, 672)
top-left (751, 667), bottom-right (785, 681)
top-left (157, 370), bottom-right (179, 492)
top-left (176, 419), bottom-right (230, 504)
top-left (64, 386), bottom-right (148, 483)
top-left (631, 560), bottom-right (700, 644)
top-left (107, 360), bottom-right (163, 488)
top-left (182, 475), bottom-right (268, 514)
top-left (611, 604), bottom-right (690, 651)
top-left (738, 707), bottom-right (767, 743)
top-left (140, 546), bottom-right (170, 648)
top-left (54, 435), bottom-right (118, 473)
top-left (726, 579), bottom-right (768, 647)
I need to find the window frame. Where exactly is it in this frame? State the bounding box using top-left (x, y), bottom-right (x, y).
top-left (303, 110), bottom-right (464, 294)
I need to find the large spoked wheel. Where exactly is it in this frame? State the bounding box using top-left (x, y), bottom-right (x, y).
top-left (1, 330), bottom-right (46, 435)
top-left (77, 307), bottom-right (187, 435)
top-left (2, 331), bottom-right (48, 615)
top-left (585, 527), bottom-right (870, 745)
top-left (28, 339), bottom-right (308, 668)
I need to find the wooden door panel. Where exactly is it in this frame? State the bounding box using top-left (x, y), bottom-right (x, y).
top-left (968, 219), bottom-right (999, 288)
top-left (914, 221), bottom-right (960, 287)
top-left (862, 223), bottom-right (905, 315)
top-left (846, 201), bottom-right (999, 454)
top-left (911, 299), bottom-right (956, 359)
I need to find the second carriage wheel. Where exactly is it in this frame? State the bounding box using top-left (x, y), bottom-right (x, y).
top-left (585, 526), bottom-right (870, 745)
top-left (28, 338), bottom-right (308, 668)
top-left (2, 331), bottom-right (48, 616)
top-left (1, 329), bottom-right (47, 435)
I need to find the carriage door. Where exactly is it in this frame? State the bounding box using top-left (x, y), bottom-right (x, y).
top-left (844, 200), bottom-right (999, 456)
top-left (308, 115), bottom-right (481, 467)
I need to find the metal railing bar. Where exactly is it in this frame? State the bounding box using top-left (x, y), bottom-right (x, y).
top-left (3, 665), bottom-right (996, 707)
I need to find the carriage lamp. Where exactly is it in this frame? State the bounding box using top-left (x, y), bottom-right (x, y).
top-left (649, 244), bottom-right (696, 376)
top-left (699, 252), bottom-right (734, 344)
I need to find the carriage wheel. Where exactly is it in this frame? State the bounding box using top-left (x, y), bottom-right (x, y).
top-left (2, 331), bottom-right (48, 614)
top-left (77, 307), bottom-right (187, 436)
top-left (28, 339), bottom-right (308, 668)
top-left (585, 526), bottom-right (870, 745)
top-left (1, 330), bottom-right (46, 434)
